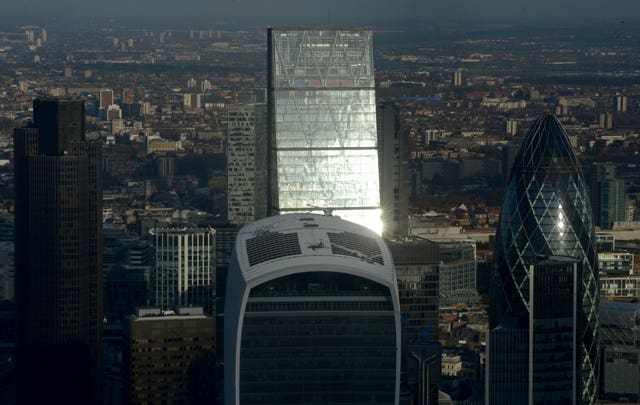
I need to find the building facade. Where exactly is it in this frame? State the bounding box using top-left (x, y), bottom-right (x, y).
top-left (590, 163), bottom-right (627, 229)
top-left (599, 301), bottom-right (640, 403)
top-left (267, 28), bottom-right (381, 233)
top-left (150, 226), bottom-right (215, 313)
top-left (123, 307), bottom-right (216, 405)
top-left (528, 257), bottom-right (581, 404)
top-left (438, 241), bottom-right (478, 305)
top-left (386, 239), bottom-right (440, 405)
top-left (600, 276), bottom-right (640, 298)
top-left (225, 214), bottom-right (401, 404)
top-left (488, 114), bottom-right (599, 404)
top-left (598, 252), bottom-right (634, 276)
top-left (227, 103), bottom-right (268, 225)
top-left (14, 98), bottom-right (103, 403)
top-left (378, 102), bottom-right (409, 239)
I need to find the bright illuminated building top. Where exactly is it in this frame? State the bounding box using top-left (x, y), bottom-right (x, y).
top-left (267, 28), bottom-right (381, 234)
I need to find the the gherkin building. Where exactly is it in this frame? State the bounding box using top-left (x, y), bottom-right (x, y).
top-left (488, 114), bottom-right (598, 404)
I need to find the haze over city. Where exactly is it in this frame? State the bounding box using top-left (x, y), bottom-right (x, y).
top-left (4, 0), bottom-right (640, 21)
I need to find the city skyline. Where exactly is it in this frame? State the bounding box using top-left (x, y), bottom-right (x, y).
top-left (1, 13), bottom-right (640, 405)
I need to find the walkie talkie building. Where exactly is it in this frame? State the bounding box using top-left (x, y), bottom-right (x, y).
top-left (267, 28), bottom-right (381, 234)
top-left (224, 214), bottom-right (401, 404)
top-left (488, 114), bottom-right (599, 404)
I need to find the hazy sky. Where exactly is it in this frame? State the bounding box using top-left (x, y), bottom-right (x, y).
top-left (5, 0), bottom-right (639, 21)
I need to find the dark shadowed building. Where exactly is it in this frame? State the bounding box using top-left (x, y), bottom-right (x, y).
top-left (14, 98), bottom-right (102, 404)
top-left (122, 307), bottom-right (216, 405)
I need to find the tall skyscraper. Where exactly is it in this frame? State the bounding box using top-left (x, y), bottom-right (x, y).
top-left (267, 28), bottom-right (381, 234)
top-left (377, 102), bottom-right (409, 239)
top-left (386, 239), bottom-right (440, 405)
top-left (590, 163), bottom-right (627, 229)
top-left (150, 226), bottom-right (215, 313)
top-left (227, 103), bottom-right (268, 225)
top-left (14, 98), bottom-right (102, 403)
top-left (488, 114), bottom-right (599, 404)
top-left (225, 213), bottom-right (401, 404)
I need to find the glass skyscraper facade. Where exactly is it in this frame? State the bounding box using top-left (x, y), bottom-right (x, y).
top-left (227, 103), bottom-right (268, 225)
top-left (241, 272), bottom-right (396, 404)
top-left (267, 28), bottom-right (381, 234)
top-left (489, 114), bottom-right (599, 404)
top-left (529, 258), bottom-right (580, 403)
top-left (224, 214), bottom-right (401, 405)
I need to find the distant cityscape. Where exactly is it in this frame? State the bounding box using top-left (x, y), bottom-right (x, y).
top-left (0, 16), bottom-right (639, 405)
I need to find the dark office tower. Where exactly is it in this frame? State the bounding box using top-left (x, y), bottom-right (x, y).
top-left (377, 102), bottom-right (409, 239)
top-left (212, 222), bottom-right (241, 360)
top-left (14, 98), bottom-right (102, 404)
top-left (267, 28), bottom-right (381, 234)
top-left (488, 114), bottom-right (598, 404)
top-left (528, 257), bottom-right (581, 403)
top-left (227, 103), bottom-right (268, 225)
top-left (589, 163), bottom-right (627, 229)
top-left (501, 143), bottom-right (520, 185)
top-left (225, 214), bottom-right (401, 404)
top-left (386, 239), bottom-right (440, 405)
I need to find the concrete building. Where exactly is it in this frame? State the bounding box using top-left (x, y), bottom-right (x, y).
top-left (598, 252), bottom-right (634, 276)
top-left (615, 95), bottom-right (628, 113)
top-left (123, 307), bottom-right (216, 405)
top-left (600, 276), bottom-right (640, 298)
top-left (150, 226), bottom-right (215, 313)
top-left (453, 70), bottom-right (463, 87)
top-left (100, 89), bottom-right (113, 108)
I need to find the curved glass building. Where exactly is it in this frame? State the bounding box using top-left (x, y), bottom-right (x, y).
top-left (489, 114), bottom-right (598, 404)
top-left (225, 214), bottom-right (401, 404)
